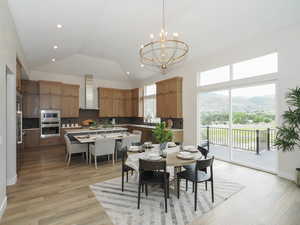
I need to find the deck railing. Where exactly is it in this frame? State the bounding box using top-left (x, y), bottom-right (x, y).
top-left (201, 126), bottom-right (276, 154)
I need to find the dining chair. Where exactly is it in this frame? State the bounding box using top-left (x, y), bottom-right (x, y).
top-left (89, 137), bottom-right (116, 169)
top-left (121, 147), bottom-right (135, 192)
top-left (121, 135), bottom-right (140, 149)
top-left (183, 145), bottom-right (210, 192)
top-left (132, 130), bottom-right (142, 142)
top-left (64, 134), bottom-right (88, 167)
top-left (138, 159), bottom-right (170, 213)
top-left (177, 156), bottom-right (215, 211)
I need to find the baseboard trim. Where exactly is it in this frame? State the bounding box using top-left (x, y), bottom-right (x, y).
top-left (7, 175), bottom-right (17, 186)
top-left (0, 196), bottom-right (7, 220)
top-left (278, 171), bottom-right (295, 182)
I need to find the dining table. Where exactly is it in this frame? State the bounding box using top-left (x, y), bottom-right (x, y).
top-left (71, 132), bottom-right (141, 162)
top-left (126, 144), bottom-right (203, 193)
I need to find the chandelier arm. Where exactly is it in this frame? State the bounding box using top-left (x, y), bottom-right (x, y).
top-left (151, 42), bottom-right (164, 65)
top-left (165, 41), bottom-right (179, 66)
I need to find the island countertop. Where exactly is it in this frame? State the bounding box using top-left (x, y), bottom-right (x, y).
top-left (64, 127), bottom-right (128, 134)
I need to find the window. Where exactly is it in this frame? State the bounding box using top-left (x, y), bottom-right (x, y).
top-left (144, 84), bottom-right (160, 123)
top-left (198, 52), bottom-right (278, 86)
top-left (233, 53), bottom-right (278, 80)
top-left (198, 65), bottom-right (230, 86)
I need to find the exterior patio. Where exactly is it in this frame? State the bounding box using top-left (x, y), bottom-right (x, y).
top-left (209, 144), bottom-right (277, 172)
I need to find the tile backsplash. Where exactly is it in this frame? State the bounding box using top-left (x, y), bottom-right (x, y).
top-left (23, 109), bottom-right (183, 129)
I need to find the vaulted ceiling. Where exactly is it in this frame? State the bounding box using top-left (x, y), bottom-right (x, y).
top-left (8, 0), bottom-right (300, 81)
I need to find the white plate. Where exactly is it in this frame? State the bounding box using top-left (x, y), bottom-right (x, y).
top-left (168, 142), bottom-right (177, 147)
top-left (128, 146), bottom-right (140, 152)
top-left (176, 152), bottom-right (194, 160)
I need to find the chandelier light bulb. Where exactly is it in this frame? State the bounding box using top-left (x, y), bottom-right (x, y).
top-left (140, 44), bottom-right (144, 49)
top-left (150, 34), bottom-right (154, 39)
top-left (140, 64), bottom-right (144, 68)
top-left (173, 32), bottom-right (179, 37)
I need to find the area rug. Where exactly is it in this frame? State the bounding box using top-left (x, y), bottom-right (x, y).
top-left (90, 176), bottom-right (244, 225)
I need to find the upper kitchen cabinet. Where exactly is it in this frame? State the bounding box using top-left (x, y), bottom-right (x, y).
top-left (22, 80), bottom-right (40, 118)
top-left (131, 88), bottom-right (139, 117)
top-left (98, 88), bottom-right (114, 117)
top-left (61, 84), bottom-right (80, 118)
top-left (39, 81), bottom-right (62, 110)
top-left (39, 81), bottom-right (62, 95)
top-left (98, 87), bottom-right (140, 117)
top-left (16, 59), bottom-right (22, 92)
top-left (156, 77), bottom-right (183, 118)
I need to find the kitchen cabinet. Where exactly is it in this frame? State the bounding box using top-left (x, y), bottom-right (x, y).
top-left (98, 88), bottom-right (114, 117)
top-left (156, 77), bottom-right (182, 118)
top-left (22, 80), bottom-right (40, 118)
top-left (23, 94), bottom-right (40, 118)
top-left (39, 81), bottom-right (62, 110)
top-left (126, 126), bottom-right (154, 143)
top-left (61, 84), bottom-right (79, 118)
top-left (23, 129), bottom-right (40, 148)
top-left (99, 88), bottom-right (139, 117)
top-left (39, 81), bottom-right (62, 95)
top-left (131, 88), bottom-right (139, 117)
top-left (16, 59), bottom-right (22, 92)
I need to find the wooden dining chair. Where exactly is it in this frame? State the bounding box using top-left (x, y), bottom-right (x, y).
top-left (138, 159), bottom-right (170, 213)
top-left (121, 147), bottom-right (135, 192)
top-left (177, 156), bottom-right (215, 211)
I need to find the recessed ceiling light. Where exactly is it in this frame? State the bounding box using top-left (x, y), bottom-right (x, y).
top-left (140, 64), bottom-right (144, 68)
top-left (53, 45), bottom-right (58, 49)
top-left (51, 58), bottom-right (56, 62)
top-left (57, 24), bottom-right (63, 29)
top-left (126, 72), bottom-right (130, 75)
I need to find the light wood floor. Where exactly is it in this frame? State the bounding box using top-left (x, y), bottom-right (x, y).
top-left (1, 145), bottom-right (300, 225)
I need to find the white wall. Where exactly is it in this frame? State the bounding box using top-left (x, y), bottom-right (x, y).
top-left (0, 0), bottom-right (29, 219)
top-left (29, 71), bottom-right (136, 109)
top-left (139, 24), bottom-right (300, 182)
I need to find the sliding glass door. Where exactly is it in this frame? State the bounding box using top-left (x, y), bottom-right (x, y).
top-left (198, 83), bottom-right (277, 172)
top-left (198, 90), bottom-right (230, 161)
top-left (231, 84), bottom-right (276, 171)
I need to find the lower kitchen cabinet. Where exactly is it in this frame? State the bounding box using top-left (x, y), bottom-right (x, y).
top-left (23, 129), bottom-right (40, 148)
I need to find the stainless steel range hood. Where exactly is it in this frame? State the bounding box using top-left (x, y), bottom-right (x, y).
top-left (83, 74), bottom-right (99, 110)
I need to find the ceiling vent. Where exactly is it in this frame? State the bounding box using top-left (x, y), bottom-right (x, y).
top-left (84, 74), bottom-right (98, 110)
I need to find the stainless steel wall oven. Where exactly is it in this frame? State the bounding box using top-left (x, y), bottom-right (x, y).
top-left (40, 110), bottom-right (61, 138)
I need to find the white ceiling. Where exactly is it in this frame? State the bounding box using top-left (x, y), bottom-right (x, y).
top-left (8, 0), bottom-right (300, 81)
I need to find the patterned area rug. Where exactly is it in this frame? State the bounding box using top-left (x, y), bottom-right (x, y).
top-left (90, 176), bottom-right (244, 225)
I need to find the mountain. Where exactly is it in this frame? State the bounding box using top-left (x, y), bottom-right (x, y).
top-left (199, 93), bottom-right (275, 113)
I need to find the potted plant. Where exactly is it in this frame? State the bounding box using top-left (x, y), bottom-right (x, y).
top-left (153, 122), bottom-right (173, 155)
top-left (275, 87), bottom-right (300, 185)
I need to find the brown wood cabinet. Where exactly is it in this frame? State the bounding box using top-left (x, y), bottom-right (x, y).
top-left (131, 88), bottom-right (139, 117)
top-left (98, 88), bottom-right (140, 117)
top-left (16, 59), bottom-right (22, 92)
top-left (23, 129), bottom-right (40, 148)
top-left (39, 81), bottom-right (62, 110)
top-left (22, 80), bottom-right (40, 118)
top-left (61, 84), bottom-right (80, 118)
top-left (156, 77), bottom-right (182, 118)
top-left (22, 80), bottom-right (80, 118)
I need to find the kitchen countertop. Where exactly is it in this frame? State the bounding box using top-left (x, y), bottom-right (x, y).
top-left (64, 127), bottom-right (128, 134)
top-left (115, 124), bottom-right (183, 131)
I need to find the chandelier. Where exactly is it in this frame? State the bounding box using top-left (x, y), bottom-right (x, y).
top-left (139, 0), bottom-right (189, 72)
